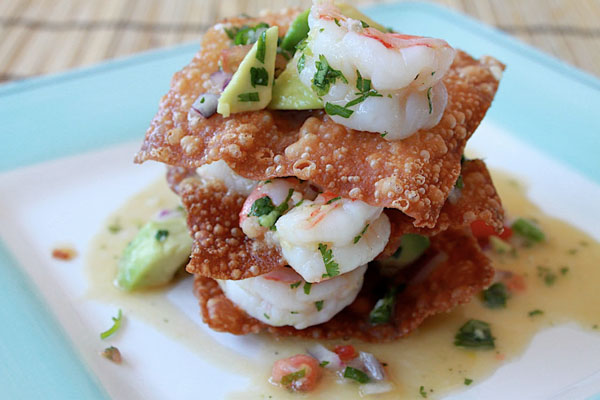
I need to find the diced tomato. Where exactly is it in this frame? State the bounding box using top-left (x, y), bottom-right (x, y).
top-left (271, 354), bottom-right (321, 392)
top-left (470, 220), bottom-right (513, 240)
top-left (319, 191), bottom-right (340, 204)
top-left (333, 345), bottom-right (358, 363)
top-left (504, 273), bottom-right (527, 293)
top-left (498, 226), bottom-right (513, 240)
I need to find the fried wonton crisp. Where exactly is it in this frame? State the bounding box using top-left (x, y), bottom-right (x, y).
top-left (135, 10), bottom-right (504, 228)
top-left (194, 228), bottom-right (493, 341)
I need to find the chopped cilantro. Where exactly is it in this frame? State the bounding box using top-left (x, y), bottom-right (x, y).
top-left (381, 131), bottom-right (388, 138)
top-left (334, 18), bottom-right (341, 26)
top-left (238, 92), bottom-right (260, 102)
top-left (455, 175), bottom-right (464, 189)
top-left (512, 218), bottom-right (545, 242)
top-left (297, 53), bottom-right (306, 73)
top-left (315, 300), bottom-right (324, 311)
top-left (155, 229), bottom-right (169, 241)
top-left (360, 20), bottom-right (370, 28)
top-left (369, 286), bottom-right (400, 325)
top-left (318, 243), bottom-right (339, 277)
top-left (431, 71), bottom-right (436, 76)
top-left (343, 366), bottom-right (370, 384)
top-left (528, 309), bottom-right (544, 317)
top-left (312, 54), bottom-right (347, 96)
top-left (325, 196), bottom-right (341, 204)
top-left (353, 223), bottom-right (370, 244)
top-left (290, 281), bottom-right (301, 289)
top-left (199, 97), bottom-right (205, 104)
top-left (319, 361), bottom-right (329, 367)
top-left (303, 282), bottom-right (312, 295)
top-left (250, 196), bottom-right (275, 217)
top-left (560, 266), bottom-right (570, 275)
top-left (263, 313), bottom-right (270, 319)
top-left (256, 30), bottom-right (266, 63)
top-left (344, 70), bottom-right (382, 108)
top-left (250, 66), bottom-right (268, 87)
top-left (100, 309), bottom-right (123, 339)
top-left (537, 266), bottom-right (557, 286)
top-left (482, 282), bottom-right (508, 309)
top-left (419, 385), bottom-right (427, 398)
top-left (427, 87), bottom-right (433, 114)
top-left (464, 378), bottom-right (473, 386)
top-left (454, 319), bottom-right (495, 349)
top-left (295, 199), bottom-right (305, 208)
top-left (281, 368), bottom-right (306, 386)
top-left (290, 311), bottom-right (299, 314)
top-left (325, 102), bottom-right (353, 118)
top-left (230, 22), bottom-right (269, 45)
top-left (108, 222), bottom-right (122, 234)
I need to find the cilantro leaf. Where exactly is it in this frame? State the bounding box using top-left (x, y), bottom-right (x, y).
top-left (343, 366), bottom-right (370, 384)
top-left (100, 309), bottom-right (123, 339)
top-left (281, 368), bottom-right (306, 386)
top-left (312, 55), bottom-right (347, 96)
top-left (318, 243), bottom-right (339, 277)
top-left (482, 282), bottom-right (508, 309)
top-left (250, 67), bottom-right (268, 87)
top-left (155, 229), bottom-right (169, 241)
top-left (454, 319), bottom-right (495, 349)
top-left (325, 103), bottom-right (353, 118)
top-left (315, 300), bottom-right (324, 311)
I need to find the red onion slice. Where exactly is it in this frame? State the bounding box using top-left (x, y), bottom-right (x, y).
top-left (307, 344), bottom-right (342, 370)
top-left (358, 351), bottom-right (386, 381)
top-left (210, 70), bottom-right (233, 90)
top-left (191, 93), bottom-right (219, 118)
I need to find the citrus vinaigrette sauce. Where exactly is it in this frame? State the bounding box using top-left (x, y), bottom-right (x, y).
top-left (86, 171), bottom-right (600, 399)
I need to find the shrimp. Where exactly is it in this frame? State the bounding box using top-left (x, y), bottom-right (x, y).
top-left (196, 160), bottom-right (256, 196)
top-left (275, 194), bottom-right (390, 282)
top-left (217, 264), bottom-right (367, 329)
top-left (297, 0), bottom-right (456, 140)
top-left (239, 178), bottom-right (315, 239)
top-left (271, 354), bottom-right (322, 391)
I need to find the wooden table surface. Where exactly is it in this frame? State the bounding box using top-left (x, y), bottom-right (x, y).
top-left (1, 0), bottom-right (600, 84)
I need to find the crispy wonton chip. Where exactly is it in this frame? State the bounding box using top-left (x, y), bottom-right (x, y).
top-left (180, 178), bottom-right (285, 280)
top-left (381, 158), bottom-right (504, 257)
top-left (135, 11), bottom-right (504, 227)
top-left (194, 228), bottom-right (493, 341)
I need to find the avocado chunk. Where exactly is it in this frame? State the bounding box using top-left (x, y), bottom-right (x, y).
top-left (269, 52), bottom-right (323, 110)
top-left (116, 214), bottom-right (192, 291)
top-left (336, 2), bottom-right (388, 32)
top-left (393, 234), bottom-right (431, 266)
top-left (217, 26), bottom-right (279, 117)
top-left (280, 9), bottom-right (310, 51)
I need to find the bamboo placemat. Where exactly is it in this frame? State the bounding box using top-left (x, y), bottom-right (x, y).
top-left (1, 0), bottom-right (599, 83)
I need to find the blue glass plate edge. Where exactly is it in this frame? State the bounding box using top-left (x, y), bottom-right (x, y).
top-left (0, 2), bottom-right (599, 399)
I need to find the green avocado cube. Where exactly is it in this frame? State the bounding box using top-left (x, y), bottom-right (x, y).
top-left (116, 215), bottom-right (192, 291)
top-left (269, 51), bottom-right (323, 110)
top-left (217, 26), bottom-right (279, 117)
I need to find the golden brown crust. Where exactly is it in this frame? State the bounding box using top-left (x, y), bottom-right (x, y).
top-left (135, 11), bottom-right (504, 227)
top-left (381, 159), bottom-right (504, 257)
top-left (180, 178), bottom-right (286, 279)
top-left (194, 228), bottom-right (493, 341)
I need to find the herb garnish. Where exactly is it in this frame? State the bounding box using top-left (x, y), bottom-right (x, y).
top-left (381, 131), bottom-right (388, 138)
top-left (227, 22), bottom-right (269, 45)
top-left (528, 309), bottom-right (544, 317)
top-left (343, 70), bottom-right (383, 109)
top-left (263, 313), bottom-right (270, 319)
top-left (250, 67), bottom-right (268, 87)
top-left (319, 361), bottom-right (329, 367)
top-left (108, 221), bottom-right (122, 234)
top-left (360, 20), bottom-right (370, 28)
top-left (537, 266), bottom-right (557, 286)
top-left (334, 18), bottom-right (341, 26)
top-left (482, 282), bottom-right (508, 309)
top-left (318, 243), bottom-right (340, 277)
top-left (238, 92), bottom-right (260, 102)
top-left (290, 281), bottom-right (301, 289)
top-left (256, 30), bottom-right (266, 63)
top-left (343, 366), bottom-right (370, 383)
top-left (464, 378), bottom-right (473, 385)
top-left (512, 218), bottom-right (545, 242)
top-left (454, 319), bottom-right (495, 349)
top-left (353, 223), bottom-right (370, 244)
top-left (426, 87), bottom-right (433, 114)
top-left (100, 309), bottom-right (123, 339)
top-left (312, 55), bottom-right (347, 96)
top-left (325, 103), bottom-right (353, 118)
top-left (297, 53), bottom-right (306, 73)
top-left (315, 300), bottom-right (324, 311)
top-left (560, 266), bottom-right (569, 275)
top-left (369, 286), bottom-right (400, 325)
top-left (325, 196), bottom-right (341, 204)
top-left (454, 175), bottom-right (464, 189)
top-left (419, 385), bottom-right (428, 398)
top-left (303, 282), bottom-right (312, 295)
top-left (155, 229), bottom-right (169, 241)
top-left (249, 189), bottom-right (294, 228)
top-left (249, 196), bottom-right (275, 217)
top-left (281, 369), bottom-right (306, 386)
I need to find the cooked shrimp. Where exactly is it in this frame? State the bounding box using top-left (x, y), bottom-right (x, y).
top-left (297, 0), bottom-right (456, 140)
top-left (271, 354), bottom-right (322, 391)
top-left (239, 178), bottom-right (314, 239)
top-left (217, 264), bottom-right (367, 329)
top-left (196, 160), bottom-right (256, 196)
top-left (275, 194), bottom-right (390, 282)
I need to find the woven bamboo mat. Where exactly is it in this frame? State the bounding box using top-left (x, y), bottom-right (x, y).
top-left (1, 0), bottom-right (599, 83)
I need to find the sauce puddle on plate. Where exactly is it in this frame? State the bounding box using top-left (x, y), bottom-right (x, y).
top-left (87, 170), bottom-right (600, 399)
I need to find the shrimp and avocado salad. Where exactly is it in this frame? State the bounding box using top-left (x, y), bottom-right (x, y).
top-left (123, 0), bottom-right (506, 393)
